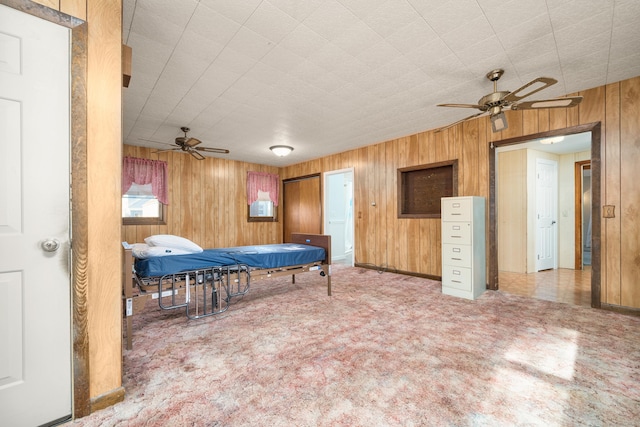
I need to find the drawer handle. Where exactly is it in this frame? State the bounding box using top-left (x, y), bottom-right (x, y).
top-left (452, 248), bottom-right (461, 253)
top-left (452, 257), bottom-right (461, 261)
top-left (451, 213), bottom-right (461, 215)
top-left (451, 235), bottom-right (462, 238)
top-left (452, 280), bottom-right (462, 283)
top-left (453, 270), bottom-right (461, 275)
top-left (453, 203), bottom-right (460, 208)
top-left (453, 226), bottom-right (461, 230)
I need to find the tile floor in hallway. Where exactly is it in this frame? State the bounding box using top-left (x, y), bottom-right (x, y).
top-left (498, 267), bottom-right (592, 307)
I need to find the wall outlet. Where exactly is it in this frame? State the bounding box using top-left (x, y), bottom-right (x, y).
top-left (603, 205), bottom-right (615, 218)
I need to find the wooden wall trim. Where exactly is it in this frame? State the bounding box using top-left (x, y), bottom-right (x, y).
top-left (70, 19), bottom-right (90, 418)
top-left (590, 123), bottom-right (602, 308)
top-left (90, 387), bottom-right (125, 413)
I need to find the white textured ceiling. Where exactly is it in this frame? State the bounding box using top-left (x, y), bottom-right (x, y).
top-left (123, 0), bottom-right (640, 166)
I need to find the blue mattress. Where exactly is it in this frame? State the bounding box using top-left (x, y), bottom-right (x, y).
top-left (134, 243), bottom-right (326, 278)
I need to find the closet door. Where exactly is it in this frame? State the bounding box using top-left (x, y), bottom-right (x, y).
top-left (283, 175), bottom-right (321, 242)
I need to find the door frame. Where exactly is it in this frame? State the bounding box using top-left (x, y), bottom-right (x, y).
top-left (2, 0), bottom-right (91, 418)
top-left (323, 167), bottom-right (355, 266)
top-left (488, 122), bottom-right (601, 308)
top-left (574, 160), bottom-right (591, 269)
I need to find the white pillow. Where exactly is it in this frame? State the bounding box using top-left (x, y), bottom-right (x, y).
top-left (132, 244), bottom-right (192, 259)
top-left (144, 234), bottom-right (203, 253)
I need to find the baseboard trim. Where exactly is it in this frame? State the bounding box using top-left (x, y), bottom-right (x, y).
top-left (600, 303), bottom-right (640, 317)
top-left (90, 386), bottom-right (125, 413)
top-left (354, 262), bottom-right (441, 281)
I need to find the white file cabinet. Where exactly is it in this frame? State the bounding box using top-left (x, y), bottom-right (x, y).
top-left (441, 196), bottom-right (486, 300)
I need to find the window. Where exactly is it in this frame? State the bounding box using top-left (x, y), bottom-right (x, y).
top-left (249, 190), bottom-right (276, 221)
top-left (122, 156), bottom-right (168, 225)
top-left (122, 183), bottom-right (166, 225)
top-left (247, 172), bottom-right (279, 222)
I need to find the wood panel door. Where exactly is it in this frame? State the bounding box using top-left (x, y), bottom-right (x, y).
top-left (283, 175), bottom-right (321, 243)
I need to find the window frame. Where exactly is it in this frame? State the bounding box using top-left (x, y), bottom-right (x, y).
top-left (397, 160), bottom-right (458, 219)
top-left (122, 191), bottom-right (167, 225)
top-left (247, 200), bottom-right (278, 222)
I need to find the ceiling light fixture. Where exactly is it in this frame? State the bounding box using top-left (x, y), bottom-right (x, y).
top-left (540, 136), bottom-right (565, 145)
top-left (490, 111), bottom-right (508, 132)
top-left (270, 145), bottom-right (293, 157)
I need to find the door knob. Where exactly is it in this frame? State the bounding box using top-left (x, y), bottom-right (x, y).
top-left (42, 238), bottom-right (60, 252)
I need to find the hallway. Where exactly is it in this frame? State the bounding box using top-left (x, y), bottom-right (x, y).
top-left (498, 268), bottom-right (592, 307)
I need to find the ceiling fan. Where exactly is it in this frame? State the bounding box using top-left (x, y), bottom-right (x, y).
top-left (146, 127), bottom-right (230, 160)
top-left (436, 69), bottom-right (583, 132)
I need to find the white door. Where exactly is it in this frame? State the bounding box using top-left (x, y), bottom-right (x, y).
top-left (0, 5), bottom-right (72, 426)
top-left (535, 158), bottom-right (558, 271)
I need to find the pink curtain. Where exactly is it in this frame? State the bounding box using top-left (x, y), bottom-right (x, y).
top-left (247, 171), bottom-right (279, 206)
top-left (122, 156), bottom-right (169, 205)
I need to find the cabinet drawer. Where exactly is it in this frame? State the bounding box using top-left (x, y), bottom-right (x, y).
top-left (442, 265), bottom-right (471, 291)
top-left (442, 243), bottom-right (471, 267)
top-left (442, 198), bottom-right (472, 222)
top-left (442, 222), bottom-right (471, 244)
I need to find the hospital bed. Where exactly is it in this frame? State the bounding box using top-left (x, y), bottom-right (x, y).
top-left (122, 233), bottom-right (331, 349)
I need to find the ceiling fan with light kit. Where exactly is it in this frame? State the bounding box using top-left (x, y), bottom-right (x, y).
top-left (437, 69), bottom-right (583, 132)
top-left (142, 127), bottom-right (230, 160)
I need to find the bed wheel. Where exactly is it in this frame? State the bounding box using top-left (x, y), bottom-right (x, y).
top-left (320, 271), bottom-right (325, 277)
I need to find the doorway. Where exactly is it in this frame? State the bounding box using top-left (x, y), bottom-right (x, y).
top-left (489, 123), bottom-right (601, 308)
top-left (323, 168), bottom-right (355, 266)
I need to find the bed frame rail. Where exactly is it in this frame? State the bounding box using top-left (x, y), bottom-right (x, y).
top-left (289, 233), bottom-right (332, 295)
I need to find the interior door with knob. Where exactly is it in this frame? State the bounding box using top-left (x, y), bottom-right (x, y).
top-left (0, 5), bottom-right (72, 426)
top-left (535, 158), bottom-right (558, 272)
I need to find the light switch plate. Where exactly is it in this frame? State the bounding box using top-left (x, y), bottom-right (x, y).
top-left (603, 205), bottom-right (615, 218)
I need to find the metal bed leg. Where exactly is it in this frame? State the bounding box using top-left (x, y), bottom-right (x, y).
top-left (224, 264), bottom-right (250, 298)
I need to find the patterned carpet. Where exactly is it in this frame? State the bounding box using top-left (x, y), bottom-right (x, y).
top-left (70, 265), bottom-right (640, 426)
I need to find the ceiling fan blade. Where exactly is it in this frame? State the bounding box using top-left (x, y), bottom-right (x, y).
top-left (152, 147), bottom-right (180, 154)
top-left (194, 146), bottom-right (230, 154)
top-left (502, 77), bottom-right (557, 103)
top-left (184, 137), bottom-right (202, 147)
top-left (511, 96), bottom-right (583, 110)
top-left (436, 111), bottom-right (487, 132)
top-left (188, 149), bottom-right (205, 160)
top-left (437, 103), bottom-right (484, 109)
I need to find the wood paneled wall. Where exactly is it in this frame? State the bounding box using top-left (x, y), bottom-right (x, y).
top-left (86, 0), bottom-right (123, 405)
top-left (281, 118), bottom-right (492, 276)
top-left (497, 149), bottom-right (527, 273)
top-left (282, 75), bottom-right (640, 310)
top-left (31, 0), bottom-right (85, 19)
top-left (123, 77), bottom-right (640, 311)
top-left (122, 146), bottom-right (282, 249)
